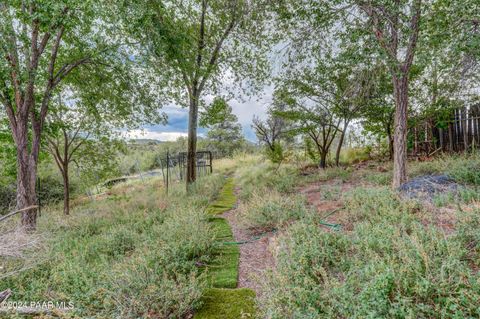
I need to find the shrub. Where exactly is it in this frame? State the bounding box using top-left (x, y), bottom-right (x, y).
top-left (0, 183), bottom-right (15, 214)
top-left (235, 162), bottom-right (299, 200)
top-left (37, 175), bottom-right (65, 204)
top-left (0, 175), bottom-right (217, 318)
top-left (265, 142), bottom-right (284, 165)
top-left (446, 155), bottom-right (480, 185)
top-left (238, 191), bottom-right (310, 231)
top-left (259, 187), bottom-right (480, 318)
top-left (108, 256), bottom-right (205, 319)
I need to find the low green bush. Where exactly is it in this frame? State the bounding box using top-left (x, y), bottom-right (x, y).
top-left (446, 155), bottom-right (480, 185)
top-left (0, 176), bottom-right (218, 318)
top-left (235, 163), bottom-right (299, 200)
top-left (0, 183), bottom-right (15, 214)
top-left (238, 191), bottom-right (310, 231)
top-left (259, 187), bottom-right (480, 318)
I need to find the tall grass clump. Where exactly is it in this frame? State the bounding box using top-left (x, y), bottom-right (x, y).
top-left (0, 175), bottom-right (221, 318)
top-left (235, 162), bottom-right (299, 200)
top-left (408, 153), bottom-right (480, 186)
top-left (445, 154), bottom-right (480, 185)
top-left (259, 186), bottom-right (480, 318)
top-left (238, 191), bottom-right (310, 232)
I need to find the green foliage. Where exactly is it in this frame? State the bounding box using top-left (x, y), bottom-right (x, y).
top-left (235, 160), bottom-right (300, 200)
top-left (339, 147), bottom-right (371, 165)
top-left (265, 142), bottom-right (285, 165)
top-left (239, 191), bottom-right (310, 231)
top-left (116, 0), bottom-right (270, 106)
top-left (201, 98), bottom-right (246, 157)
top-left (305, 137), bottom-right (319, 162)
top-left (259, 187), bottom-right (480, 318)
top-left (194, 288), bottom-right (256, 319)
top-left (0, 119), bottom-right (16, 185)
top-left (37, 175), bottom-right (65, 205)
top-left (0, 183), bottom-right (15, 215)
top-left (0, 174), bottom-right (224, 318)
top-left (446, 155), bottom-right (480, 185)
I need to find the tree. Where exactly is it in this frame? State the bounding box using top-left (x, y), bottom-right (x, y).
top-left (273, 0), bottom-right (423, 187)
top-left (353, 0), bottom-right (422, 187)
top-left (0, 1), bottom-right (114, 230)
top-left (45, 59), bottom-right (163, 215)
top-left (200, 97), bottom-right (244, 157)
top-left (273, 84), bottom-right (341, 169)
top-left (45, 98), bottom-right (115, 215)
top-left (330, 67), bottom-right (375, 166)
top-left (118, 0), bottom-right (269, 190)
top-left (252, 92), bottom-right (292, 163)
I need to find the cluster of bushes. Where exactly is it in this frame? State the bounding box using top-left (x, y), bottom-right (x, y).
top-left (235, 160), bottom-right (300, 200)
top-left (0, 183), bottom-right (16, 214)
top-left (238, 191), bottom-right (310, 232)
top-left (0, 176), bottom-right (65, 215)
top-left (0, 173), bottom-right (226, 318)
top-left (259, 187), bottom-right (480, 318)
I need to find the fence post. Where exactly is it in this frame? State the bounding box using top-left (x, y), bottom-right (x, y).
top-left (166, 150), bottom-right (169, 195)
top-left (36, 177), bottom-right (41, 217)
top-left (209, 151), bottom-right (213, 173)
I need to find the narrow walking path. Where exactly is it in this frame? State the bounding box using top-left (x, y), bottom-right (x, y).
top-left (222, 205), bottom-right (275, 295)
top-left (194, 178), bottom-right (256, 319)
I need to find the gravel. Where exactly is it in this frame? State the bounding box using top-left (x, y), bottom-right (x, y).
top-left (398, 174), bottom-right (459, 201)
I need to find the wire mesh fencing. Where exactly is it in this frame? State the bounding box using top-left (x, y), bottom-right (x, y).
top-left (159, 151), bottom-right (213, 193)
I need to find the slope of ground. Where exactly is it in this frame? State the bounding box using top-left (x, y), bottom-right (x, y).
top-left (195, 177), bottom-right (256, 319)
top-left (255, 157), bottom-right (480, 318)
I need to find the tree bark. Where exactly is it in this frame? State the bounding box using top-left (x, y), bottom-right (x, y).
top-left (186, 96), bottom-right (199, 190)
top-left (62, 162), bottom-right (70, 215)
top-left (386, 123), bottom-right (394, 160)
top-left (335, 120), bottom-right (349, 166)
top-left (392, 76), bottom-right (409, 188)
top-left (320, 151), bottom-right (327, 169)
top-left (16, 128), bottom-right (38, 231)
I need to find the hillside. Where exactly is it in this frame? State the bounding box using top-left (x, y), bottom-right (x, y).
top-left (1, 154), bottom-right (480, 318)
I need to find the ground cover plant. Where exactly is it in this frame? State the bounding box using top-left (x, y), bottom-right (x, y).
top-left (0, 174), bottom-right (226, 318)
top-left (255, 157), bottom-right (480, 319)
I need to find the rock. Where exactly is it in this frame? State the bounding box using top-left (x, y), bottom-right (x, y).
top-left (398, 174), bottom-right (459, 201)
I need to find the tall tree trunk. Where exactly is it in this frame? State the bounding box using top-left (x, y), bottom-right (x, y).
top-left (16, 128), bottom-right (38, 231)
top-left (335, 120), bottom-right (349, 166)
top-left (62, 162), bottom-right (70, 215)
top-left (385, 121), bottom-right (394, 160)
top-left (320, 151), bottom-right (327, 169)
top-left (392, 76), bottom-right (409, 188)
top-left (186, 96), bottom-right (199, 190)
top-left (388, 135), bottom-right (394, 160)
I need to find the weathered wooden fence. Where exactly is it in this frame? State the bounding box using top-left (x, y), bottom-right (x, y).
top-left (410, 105), bottom-right (480, 156)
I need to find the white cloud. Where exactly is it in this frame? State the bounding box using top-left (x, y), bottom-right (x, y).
top-left (125, 129), bottom-right (188, 141)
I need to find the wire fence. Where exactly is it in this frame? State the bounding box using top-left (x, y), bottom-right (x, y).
top-left (159, 151), bottom-right (213, 193)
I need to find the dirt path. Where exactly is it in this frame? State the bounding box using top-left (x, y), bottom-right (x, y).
top-left (222, 196), bottom-right (276, 296)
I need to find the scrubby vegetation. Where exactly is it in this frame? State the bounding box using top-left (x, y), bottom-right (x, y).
top-left (0, 172), bottom-right (227, 318)
top-left (2, 153), bottom-right (480, 318)
top-left (252, 158), bottom-right (480, 319)
top-left (1, 0), bottom-right (480, 318)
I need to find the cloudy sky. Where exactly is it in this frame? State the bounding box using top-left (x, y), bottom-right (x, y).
top-left (127, 87), bottom-right (274, 142)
